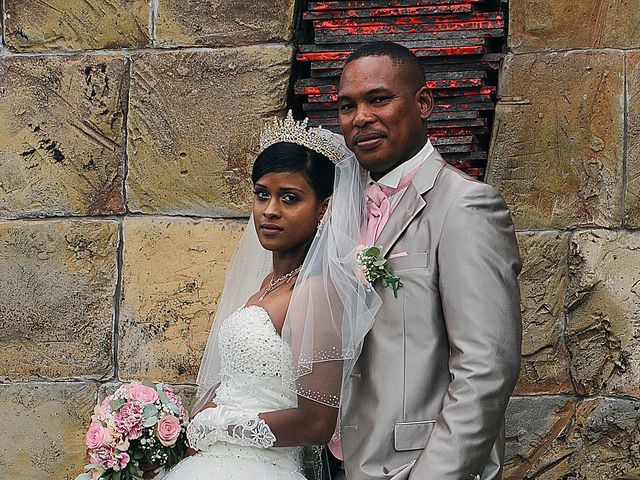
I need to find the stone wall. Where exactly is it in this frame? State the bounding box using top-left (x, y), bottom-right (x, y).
top-left (0, 1), bottom-right (294, 477)
top-left (2, 1), bottom-right (640, 479)
top-left (487, 1), bottom-right (640, 478)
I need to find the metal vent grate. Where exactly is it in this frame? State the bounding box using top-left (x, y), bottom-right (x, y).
top-left (294, 0), bottom-right (507, 179)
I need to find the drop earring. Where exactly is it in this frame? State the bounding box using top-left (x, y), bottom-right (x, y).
top-left (315, 216), bottom-right (325, 237)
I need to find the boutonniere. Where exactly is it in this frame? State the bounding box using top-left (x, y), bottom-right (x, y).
top-left (356, 245), bottom-right (403, 298)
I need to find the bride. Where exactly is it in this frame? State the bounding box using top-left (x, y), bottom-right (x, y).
top-left (148, 113), bottom-right (381, 479)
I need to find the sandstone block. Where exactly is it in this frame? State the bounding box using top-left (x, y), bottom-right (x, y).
top-left (0, 55), bottom-right (127, 218)
top-left (509, 0), bottom-right (640, 53)
top-left (4, 0), bottom-right (150, 51)
top-left (0, 220), bottom-right (118, 380)
top-left (505, 395), bottom-right (576, 477)
top-left (505, 396), bottom-right (640, 480)
top-left (515, 232), bottom-right (573, 395)
top-left (119, 217), bottom-right (245, 383)
top-left (156, 0), bottom-right (296, 46)
top-left (0, 382), bottom-right (97, 479)
top-left (566, 230), bottom-right (640, 398)
top-left (486, 51), bottom-right (624, 229)
top-left (126, 46), bottom-right (292, 216)
top-left (624, 51), bottom-right (640, 228)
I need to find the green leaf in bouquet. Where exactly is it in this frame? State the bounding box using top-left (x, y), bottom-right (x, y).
top-left (143, 403), bottom-right (159, 419)
top-left (158, 390), bottom-right (171, 406)
top-left (142, 415), bottom-right (158, 428)
top-left (167, 400), bottom-right (181, 415)
top-left (128, 463), bottom-right (145, 480)
top-left (166, 447), bottom-right (177, 466)
top-left (110, 398), bottom-right (126, 411)
top-left (75, 473), bottom-right (92, 480)
top-left (158, 391), bottom-right (181, 414)
top-left (113, 471), bottom-right (121, 480)
top-left (142, 380), bottom-right (156, 390)
top-left (122, 463), bottom-right (140, 480)
top-left (373, 259), bottom-right (386, 267)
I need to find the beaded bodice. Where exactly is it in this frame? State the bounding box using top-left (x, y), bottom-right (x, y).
top-left (213, 305), bottom-right (297, 414)
top-left (218, 305), bottom-right (292, 378)
top-left (199, 305), bottom-right (301, 470)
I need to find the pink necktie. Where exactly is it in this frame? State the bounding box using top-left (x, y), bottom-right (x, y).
top-left (327, 165), bottom-right (422, 462)
top-left (363, 165), bottom-right (422, 245)
top-left (363, 183), bottom-right (390, 245)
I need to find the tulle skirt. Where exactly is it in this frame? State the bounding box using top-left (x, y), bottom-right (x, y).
top-left (162, 442), bottom-right (306, 480)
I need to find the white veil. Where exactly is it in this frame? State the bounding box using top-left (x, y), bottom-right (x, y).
top-left (281, 150), bottom-right (382, 407)
top-left (195, 132), bottom-right (382, 409)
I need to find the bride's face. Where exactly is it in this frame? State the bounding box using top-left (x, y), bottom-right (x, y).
top-left (252, 171), bottom-right (326, 254)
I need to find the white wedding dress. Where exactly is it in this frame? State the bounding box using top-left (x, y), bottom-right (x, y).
top-left (163, 305), bottom-right (306, 479)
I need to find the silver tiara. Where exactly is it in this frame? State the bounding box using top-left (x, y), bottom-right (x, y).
top-left (259, 111), bottom-right (346, 165)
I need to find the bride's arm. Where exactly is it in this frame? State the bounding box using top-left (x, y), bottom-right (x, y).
top-left (259, 395), bottom-right (338, 447)
top-left (191, 396), bottom-right (337, 448)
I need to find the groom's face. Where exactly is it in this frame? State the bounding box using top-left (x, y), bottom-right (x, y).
top-left (338, 55), bottom-right (432, 178)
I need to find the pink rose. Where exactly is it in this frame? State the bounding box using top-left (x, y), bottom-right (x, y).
top-left (129, 384), bottom-right (159, 405)
top-left (156, 414), bottom-right (181, 446)
top-left (86, 421), bottom-right (112, 449)
top-left (114, 402), bottom-right (143, 439)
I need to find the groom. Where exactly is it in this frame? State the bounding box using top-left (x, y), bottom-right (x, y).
top-left (333, 42), bottom-right (522, 479)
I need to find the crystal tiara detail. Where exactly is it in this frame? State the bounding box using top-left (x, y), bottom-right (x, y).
top-left (259, 111), bottom-right (346, 165)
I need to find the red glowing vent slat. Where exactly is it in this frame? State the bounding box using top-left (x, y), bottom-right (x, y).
top-left (308, 0), bottom-right (482, 11)
top-left (304, 5), bottom-right (474, 20)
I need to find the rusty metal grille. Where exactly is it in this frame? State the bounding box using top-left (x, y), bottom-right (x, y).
top-left (294, 0), bottom-right (507, 179)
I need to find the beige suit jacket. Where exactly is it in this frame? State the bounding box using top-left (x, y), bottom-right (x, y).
top-left (341, 149), bottom-right (522, 480)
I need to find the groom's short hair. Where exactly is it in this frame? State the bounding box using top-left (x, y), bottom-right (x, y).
top-left (345, 42), bottom-right (426, 86)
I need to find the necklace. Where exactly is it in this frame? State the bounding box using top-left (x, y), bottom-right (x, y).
top-left (259, 266), bottom-right (302, 301)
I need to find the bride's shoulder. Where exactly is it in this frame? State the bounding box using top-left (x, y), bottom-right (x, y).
top-left (259, 272), bottom-right (273, 289)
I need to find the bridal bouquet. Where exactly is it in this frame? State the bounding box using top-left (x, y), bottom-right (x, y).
top-left (76, 381), bottom-right (189, 480)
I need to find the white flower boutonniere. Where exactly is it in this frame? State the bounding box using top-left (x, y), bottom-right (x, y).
top-left (356, 245), bottom-right (403, 298)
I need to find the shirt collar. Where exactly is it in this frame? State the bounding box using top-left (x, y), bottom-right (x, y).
top-left (368, 140), bottom-right (434, 189)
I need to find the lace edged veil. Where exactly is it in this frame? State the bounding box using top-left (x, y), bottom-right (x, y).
top-left (195, 132), bottom-right (382, 409)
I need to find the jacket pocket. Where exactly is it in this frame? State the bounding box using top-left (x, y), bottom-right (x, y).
top-left (388, 253), bottom-right (429, 272)
top-left (393, 420), bottom-right (436, 451)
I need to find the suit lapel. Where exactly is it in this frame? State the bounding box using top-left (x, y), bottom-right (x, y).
top-left (376, 151), bottom-right (446, 258)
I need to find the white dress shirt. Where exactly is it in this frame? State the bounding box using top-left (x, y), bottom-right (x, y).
top-left (367, 139), bottom-right (434, 212)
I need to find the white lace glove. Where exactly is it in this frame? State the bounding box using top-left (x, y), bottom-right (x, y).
top-left (187, 405), bottom-right (276, 451)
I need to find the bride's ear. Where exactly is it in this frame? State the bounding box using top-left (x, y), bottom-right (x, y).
top-left (319, 197), bottom-right (330, 219)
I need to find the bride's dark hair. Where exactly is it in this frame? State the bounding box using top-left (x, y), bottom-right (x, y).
top-left (252, 142), bottom-right (335, 200)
